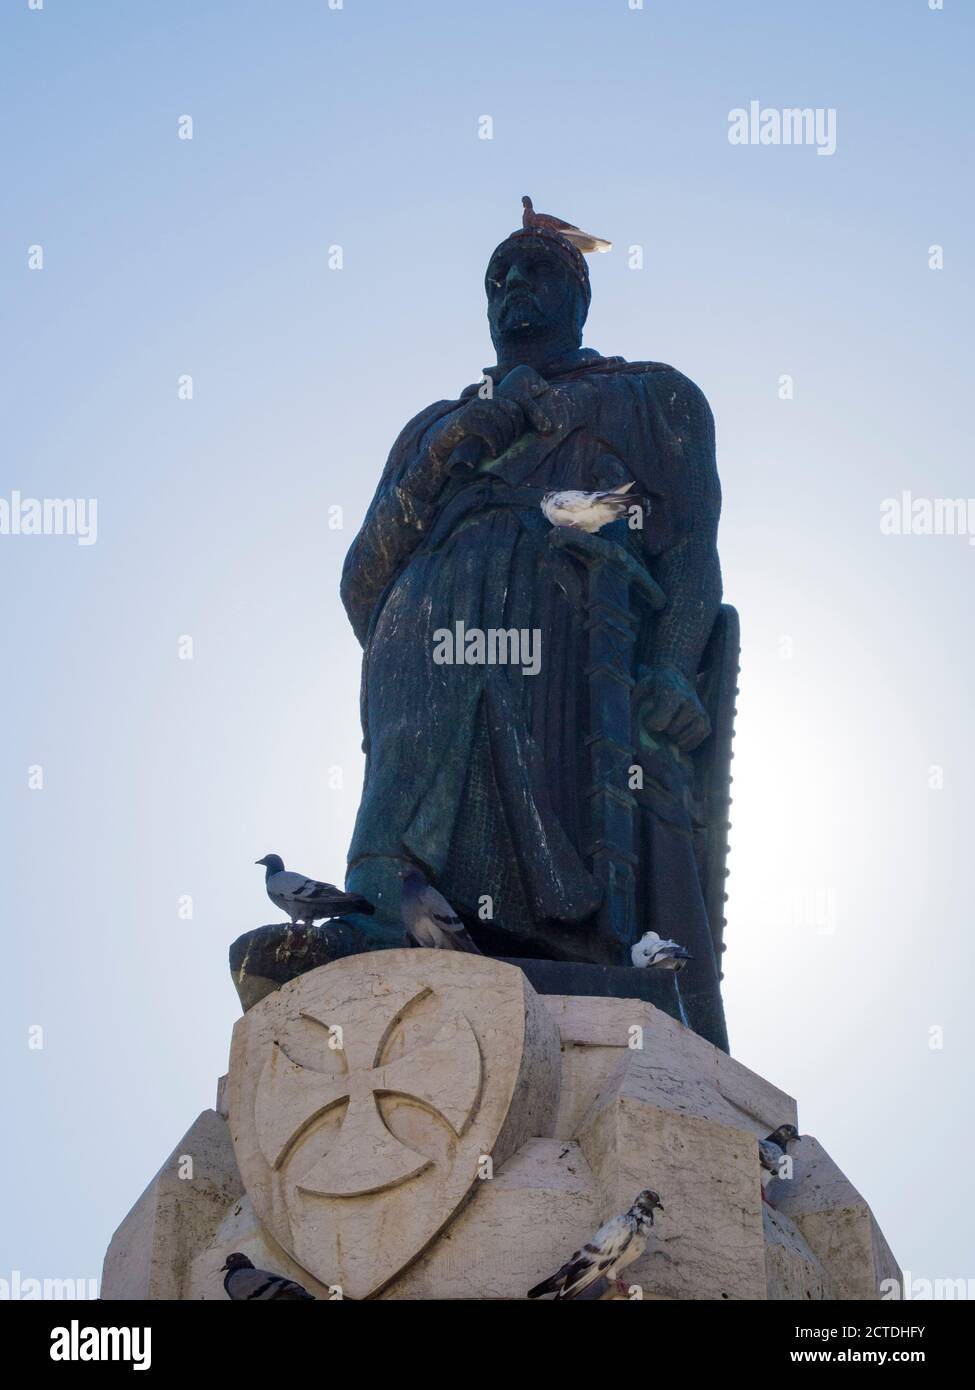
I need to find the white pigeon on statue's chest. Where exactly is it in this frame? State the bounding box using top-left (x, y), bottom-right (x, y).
top-left (541, 479), bottom-right (647, 533)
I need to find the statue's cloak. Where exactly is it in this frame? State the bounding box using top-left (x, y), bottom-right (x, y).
top-left (341, 351), bottom-right (723, 1026)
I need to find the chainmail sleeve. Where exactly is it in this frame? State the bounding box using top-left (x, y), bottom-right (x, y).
top-left (644, 370), bottom-right (723, 678)
top-left (340, 400), bottom-right (460, 645)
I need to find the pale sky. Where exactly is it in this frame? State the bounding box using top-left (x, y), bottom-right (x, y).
top-left (2, 0), bottom-right (972, 1292)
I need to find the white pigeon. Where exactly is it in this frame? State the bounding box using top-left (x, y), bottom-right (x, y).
top-left (526, 1189), bottom-right (663, 1300)
top-left (631, 930), bottom-right (693, 971)
top-left (256, 853), bottom-right (374, 926)
top-left (399, 867), bottom-right (482, 953)
top-left (759, 1123), bottom-right (800, 1205)
top-left (541, 480), bottom-right (643, 533)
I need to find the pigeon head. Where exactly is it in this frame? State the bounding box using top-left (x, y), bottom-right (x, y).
top-left (221, 1252), bottom-right (254, 1272)
top-left (256, 854), bottom-right (284, 874)
top-left (632, 1189), bottom-right (664, 1219)
top-left (398, 865), bottom-right (426, 889)
top-left (630, 931), bottom-right (660, 966)
top-left (767, 1124), bottom-right (800, 1149)
top-left (485, 232), bottom-right (589, 364)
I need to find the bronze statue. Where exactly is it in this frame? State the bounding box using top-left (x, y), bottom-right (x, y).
top-left (336, 203), bottom-right (737, 1050)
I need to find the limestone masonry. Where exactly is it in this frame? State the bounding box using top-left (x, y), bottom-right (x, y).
top-left (102, 952), bottom-right (898, 1300)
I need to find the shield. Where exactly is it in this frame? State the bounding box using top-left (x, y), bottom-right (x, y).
top-left (228, 949), bottom-right (559, 1299)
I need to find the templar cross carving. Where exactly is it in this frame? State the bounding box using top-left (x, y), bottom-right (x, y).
top-left (254, 986), bottom-right (482, 1197)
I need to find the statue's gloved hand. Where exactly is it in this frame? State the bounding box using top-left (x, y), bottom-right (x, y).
top-left (494, 365), bottom-right (554, 434)
top-left (633, 665), bottom-right (711, 753)
top-left (429, 396), bottom-right (526, 466)
top-left (495, 365), bottom-right (588, 442)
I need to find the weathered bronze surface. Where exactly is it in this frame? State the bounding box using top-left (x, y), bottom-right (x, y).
top-left (333, 215), bottom-right (737, 1051)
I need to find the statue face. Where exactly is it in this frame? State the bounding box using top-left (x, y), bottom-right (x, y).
top-left (485, 239), bottom-right (586, 353)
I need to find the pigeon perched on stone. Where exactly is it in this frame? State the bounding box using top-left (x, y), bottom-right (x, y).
top-left (521, 196), bottom-right (612, 253)
top-left (221, 1253), bottom-right (314, 1301)
top-left (541, 481), bottom-right (642, 533)
top-left (399, 867), bottom-right (482, 953)
top-left (256, 854), bottom-right (374, 926)
top-left (631, 930), bottom-right (693, 971)
top-left (759, 1123), bottom-right (800, 1204)
top-left (527, 1189), bottom-right (663, 1300)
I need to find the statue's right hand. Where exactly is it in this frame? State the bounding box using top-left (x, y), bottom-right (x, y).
top-left (429, 396), bottom-right (526, 466)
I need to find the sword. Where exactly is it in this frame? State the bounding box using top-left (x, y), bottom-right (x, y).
top-left (548, 527), bottom-right (665, 962)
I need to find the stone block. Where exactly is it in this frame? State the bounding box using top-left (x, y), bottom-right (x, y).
top-left (102, 958), bottom-right (899, 1302)
top-left (101, 1109), bottom-right (242, 1300)
top-left (770, 1136), bottom-right (901, 1299)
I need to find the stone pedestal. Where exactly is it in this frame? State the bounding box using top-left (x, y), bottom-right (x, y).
top-left (102, 952), bottom-right (899, 1300)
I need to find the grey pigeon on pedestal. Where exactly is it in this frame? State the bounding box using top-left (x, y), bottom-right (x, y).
top-left (256, 854), bottom-right (374, 926)
top-left (527, 1189), bottom-right (663, 1300)
top-left (631, 930), bottom-right (693, 971)
top-left (399, 867), bottom-right (482, 953)
top-left (221, 1252), bottom-right (314, 1301)
top-left (759, 1123), bottom-right (800, 1205)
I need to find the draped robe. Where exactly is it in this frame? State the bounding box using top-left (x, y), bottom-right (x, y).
top-left (341, 349), bottom-right (725, 1043)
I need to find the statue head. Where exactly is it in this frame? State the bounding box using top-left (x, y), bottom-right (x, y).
top-left (485, 229), bottom-right (590, 364)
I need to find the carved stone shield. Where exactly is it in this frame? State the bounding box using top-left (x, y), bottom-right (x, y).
top-left (228, 949), bottom-right (560, 1299)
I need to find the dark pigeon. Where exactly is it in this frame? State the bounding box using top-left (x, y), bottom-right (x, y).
top-left (760, 1123), bottom-right (801, 1205)
top-left (221, 1252), bottom-right (314, 1301)
top-left (521, 195), bottom-right (612, 253)
top-left (399, 866), bottom-right (482, 953)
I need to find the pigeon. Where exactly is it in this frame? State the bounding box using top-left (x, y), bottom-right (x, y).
top-left (521, 196), bottom-right (612, 253)
top-left (541, 481), bottom-right (644, 533)
top-left (399, 867), bottom-right (482, 954)
top-left (759, 1123), bottom-right (800, 1205)
top-left (256, 854), bottom-right (374, 927)
top-left (527, 1189), bottom-right (663, 1300)
top-left (631, 930), bottom-right (693, 972)
top-left (221, 1252), bottom-right (314, 1301)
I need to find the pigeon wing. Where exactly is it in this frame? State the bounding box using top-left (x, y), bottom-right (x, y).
top-left (556, 1216), bottom-right (635, 1299)
top-left (267, 870), bottom-right (321, 900)
top-left (289, 875), bottom-right (345, 902)
top-left (552, 491), bottom-right (587, 511)
top-left (527, 1248), bottom-right (588, 1299)
top-left (528, 1214), bottom-right (635, 1300)
top-left (421, 885), bottom-right (483, 953)
top-left (227, 1267), bottom-right (312, 1301)
top-left (759, 1139), bottom-right (784, 1175)
top-left (270, 872), bottom-right (372, 915)
top-left (531, 211), bottom-right (583, 236)
top-left (428, 910), bottom-right (482, 954)
top-left (562, 231), bottom-right (612, 253)
top-left (294, 879), bottom-right (374, 915)
top-left (265, 1279), bottom-right (315, 1301)
top-left (595, 481), bottom-right (634, 499)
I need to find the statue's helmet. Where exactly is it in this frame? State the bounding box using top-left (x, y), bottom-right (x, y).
top-left (484, 227), bottom-right (592, 313)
